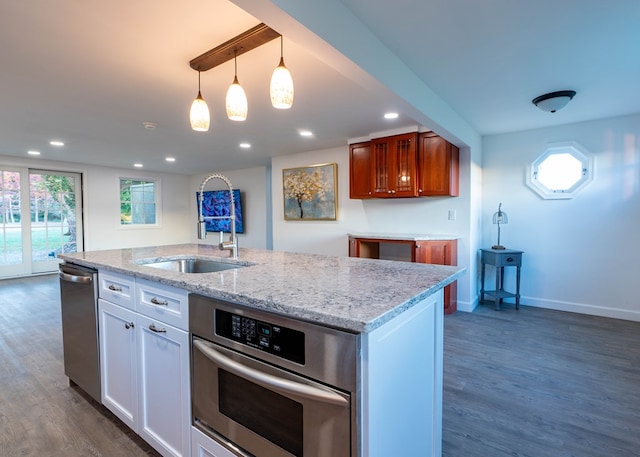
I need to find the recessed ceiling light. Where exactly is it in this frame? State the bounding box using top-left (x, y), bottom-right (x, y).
top-left (165, 157), bottom-right (176, 162)
top-left (384, 112), bottom-right (399, 119)
top-left (239, 142), bottom-right (251, 149)
top-left (28, 150), bottom-right (41, 156)
top-left (134, 163), bottom-right (143, 168)
top-left (49, 140), bottom-right (65, 147)
top-left (143, 122), bottom-right (157, 130)
top-left (299, 130), bottom-right (313, 137)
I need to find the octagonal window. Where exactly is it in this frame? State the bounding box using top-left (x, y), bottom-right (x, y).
top-left (526, 142), bottom-right (593, 199)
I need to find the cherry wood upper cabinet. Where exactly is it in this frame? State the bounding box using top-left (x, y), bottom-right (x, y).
top-left (370, 132), bottom-right (418, 198)
top-left (349, 131), bottom-right (459, 199)
top-left (417, 132), bottom-right (459, 197)
top-left (349, 142), bottom-right (372, 199)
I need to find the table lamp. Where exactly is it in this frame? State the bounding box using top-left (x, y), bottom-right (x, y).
top-left (492, 203), bottom-right (508, 250)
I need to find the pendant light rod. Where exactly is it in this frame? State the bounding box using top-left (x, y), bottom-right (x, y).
top-left (190, 23), bottom-right (281, 72)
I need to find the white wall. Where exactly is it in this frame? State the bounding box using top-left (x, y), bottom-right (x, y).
top-left (482, 113), bottom-right (640, 321)
top-left (0, 155), bottom-right (192, 252)
top-left (190, 166), bottom-right (269, 250)
top-left (270, 143), bottom-right (475, 308)
top-left (84, 165), bottom-right (191, 250)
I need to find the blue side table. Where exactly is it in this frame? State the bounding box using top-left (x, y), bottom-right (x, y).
top-left (480, 248), bottom-right (523, 310)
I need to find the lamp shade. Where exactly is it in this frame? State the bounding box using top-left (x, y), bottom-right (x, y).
top-left (532, 90), bottom-right (576, 113)
top-left (270, 57), bottom-right (294, 109)
top-left (226, 76), bottom-right (248, 121)
top-left (190, 91), bottom-right (210, 131)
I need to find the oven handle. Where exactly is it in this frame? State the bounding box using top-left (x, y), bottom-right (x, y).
top-left (193, 339), bottom-right (349, 407)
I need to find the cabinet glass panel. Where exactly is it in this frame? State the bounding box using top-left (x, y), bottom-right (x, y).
top-left (372, 142), bottom-right (389, 193)
top-left (395, 138), bottom-right (413, 192)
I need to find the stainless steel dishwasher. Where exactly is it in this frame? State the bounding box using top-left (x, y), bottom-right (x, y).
top-left (59, 262), bottom-right (101, 402)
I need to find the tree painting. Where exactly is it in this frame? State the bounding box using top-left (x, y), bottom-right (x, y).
top-left (283, 163), bottom-right (337, 220)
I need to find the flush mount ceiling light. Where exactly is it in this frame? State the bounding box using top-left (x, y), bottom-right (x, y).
top-left (190, 71), bottom-right (210, 131)
top-left (270, 36), bottom-right (294, 109)
top-left (532, 90), bottom-right (576, 113)
top-left (226, 51), bottom-right (248, 121)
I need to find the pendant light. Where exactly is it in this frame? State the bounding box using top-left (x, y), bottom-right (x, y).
top-left (190, 71), bottom-right (210, 132)
top-left (226, 51), bottom-right (248, 121)
top-left (270, 36), bottom-right (294, 109)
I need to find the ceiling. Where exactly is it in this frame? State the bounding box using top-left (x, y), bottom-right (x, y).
top-left (1, 0), bottom-right (639, 175)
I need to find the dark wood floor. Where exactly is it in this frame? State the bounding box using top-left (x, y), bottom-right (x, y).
top-left (443, 301), bottom-right (640, 457)
top-left (0, 274), bottom-right (160, 457)
top-left (2, 274), bottom-right (639, 456)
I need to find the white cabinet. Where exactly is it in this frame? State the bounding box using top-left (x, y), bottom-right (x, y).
top-left (99, 270), bottom-right (135, 309)
top-left (191, 427), bottom-right (237, 457)
top-left (136, 277), bottom-right (189, 330)
top-left (98, 271), bottom-right (190, 457)
top-left (99, 298), bottom-right (138, 430)
top-left (138, 313), bottom-right (190, 457)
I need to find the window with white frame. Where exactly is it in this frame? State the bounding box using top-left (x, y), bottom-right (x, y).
top-left (119, 178), bottom-right (157, 225)
top-left (526, 142), bottom-right (593, 199)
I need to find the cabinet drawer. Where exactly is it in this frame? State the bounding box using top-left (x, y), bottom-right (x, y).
top-left (135, 278), bottom-right (189, 330)
top-left (99, 270), bottom-right (135, 310)
top-left (482, 251), bottom-right (522, 267)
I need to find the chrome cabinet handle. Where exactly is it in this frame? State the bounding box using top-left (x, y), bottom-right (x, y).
top-left (149, 323), bottom-right (166, 333)
top-left (150, 297), bottom-right (168, 306)
top-left (193, 339), bottom-right (348, 407)
top-left (108, 284), bottom-right (123, 292)
top-left (124, 322), bottom-right (134, 329)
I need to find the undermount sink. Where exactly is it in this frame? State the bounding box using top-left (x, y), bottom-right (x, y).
top-left (139, 258), bottom-right (246, 274)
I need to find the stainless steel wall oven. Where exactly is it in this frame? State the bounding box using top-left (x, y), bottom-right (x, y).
top-left (190, 294), bottom-right (358, 457)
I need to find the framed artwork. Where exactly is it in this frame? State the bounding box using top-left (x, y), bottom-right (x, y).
top-left (196, 189), bottom-right (244, 233)
top-left (283, 163), bottom-right (337, 220)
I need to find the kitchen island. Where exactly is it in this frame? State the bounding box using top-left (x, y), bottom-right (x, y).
top-left (59, 243), bottom-right (465, 457)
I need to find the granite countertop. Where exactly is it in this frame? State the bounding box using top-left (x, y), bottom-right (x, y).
top-left (59, 244), bottom-right (465, 333)
top-left (348, 232), bottom-right (459, 241)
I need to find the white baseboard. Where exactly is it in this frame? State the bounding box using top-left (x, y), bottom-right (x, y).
top-left (456, 295), bottom-right (640, 322)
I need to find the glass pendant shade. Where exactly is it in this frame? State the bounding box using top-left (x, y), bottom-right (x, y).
top-left (226, 52), bottom-right (247, 121)
top-left (226, 76), bottom-right (248, 121)
top-left (270, 37), bottom-right (294, 109)
top-left (270, 57), bottom-right (294, 109)
top-left (190, 91), bottom-right (210, 131)
top-left (190, 71), bottom-right (210, 132)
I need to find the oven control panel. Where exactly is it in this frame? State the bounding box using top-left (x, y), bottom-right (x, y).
top-left (215, 309), bottom-right (305, 364)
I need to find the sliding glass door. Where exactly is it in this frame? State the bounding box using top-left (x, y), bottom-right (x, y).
top-left (0, 168), bottom-right (25, 277)
top-left (30, 170), bottom-right (84, 273)
top-left (0, 167), bottom-right (83, 278)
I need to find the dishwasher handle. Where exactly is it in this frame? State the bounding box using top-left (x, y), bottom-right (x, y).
top-left (59, 265), bottom-right (95, 284)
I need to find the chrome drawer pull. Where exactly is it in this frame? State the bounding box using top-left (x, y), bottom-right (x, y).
top-left (150, 297), bottom-right (169, 306)
top-left (108, 284), bottom-right (123, 292)
top-left (149, 323), bottom-right (166, 333)
top-left (124, 322), bottom-right (134, 329)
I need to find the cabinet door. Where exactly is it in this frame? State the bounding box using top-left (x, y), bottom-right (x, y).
top-left (371, 133), bottom-right (418, 197)
top-left (99, 298), bottom-right (138, 431)
top-left (418, 132), bottom-right (459, 197)
top-left (138, 314), bottom-right (191, 457)
top-left (349, 142), bottom-right (372, 199)
top-left (392, 133), bottom-right (418, 197)
top-left (371, 138), bottom-right (391, 197)
top-left (415, 241), bottom-right (458, 314)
